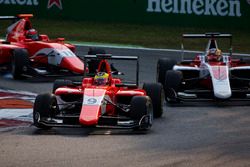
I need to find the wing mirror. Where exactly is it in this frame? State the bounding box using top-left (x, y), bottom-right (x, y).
top-left (111, 63), bottom-right (124, 75)
top-left (112, 71), bottom-right (124, 75)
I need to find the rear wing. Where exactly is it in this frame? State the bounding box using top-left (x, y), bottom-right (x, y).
top-left (182, 33), bottom-right (232, 39)
top-left (0, 14), bottom-right (33, 21)
top-left (84, 54), bottom-right (138, 60)
top-left (0, 16), bottom-right (17, 20)
top-left (83, 54), bottom-right (139, 86)
top-left (181, 32), bottom-right (233, 59)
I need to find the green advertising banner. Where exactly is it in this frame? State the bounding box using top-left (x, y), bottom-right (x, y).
top-left (0, 0), bottom-right (248, 28)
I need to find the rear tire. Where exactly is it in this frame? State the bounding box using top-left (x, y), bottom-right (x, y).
top-left (130, 96), bottom-right (153, 130)
top-left (143, 83), bottom-right (164, 118)
top-left (165, 70), bottom-right (183, 103)
top-left (53, 79), bottom-right (73, 93)
top-left (33, 93), bottom-right (58, 129)
top-left (11, 49), bottom-right (29, 80)
top-left (157, 58), bottom-right (177, 87)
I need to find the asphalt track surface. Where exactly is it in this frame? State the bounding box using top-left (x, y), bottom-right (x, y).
top-left (0, 46), bottom-right (250, 167)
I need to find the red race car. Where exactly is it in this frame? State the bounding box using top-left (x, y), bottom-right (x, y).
top-left (0, 14), bottom-right (84, 79)
top-left (33, 54), bottom-right (164, 130)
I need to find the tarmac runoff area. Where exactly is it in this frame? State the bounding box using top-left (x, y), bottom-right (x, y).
top-left (0, 45), bottom-right (250, 167)
top-left (0, 43), bottom-right (249, 129)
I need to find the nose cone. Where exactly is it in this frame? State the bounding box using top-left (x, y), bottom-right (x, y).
top-left (79, 106), bottom-right (101, 126)
top-left (79, 89), bottom-right (106, 126)
top-left (60, 57), bottom-right (84, 74)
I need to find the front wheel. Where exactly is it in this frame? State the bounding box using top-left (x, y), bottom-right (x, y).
top-left (143, 83), bottom-right (164, 118)
top-left (11, 49), bottom-right (30, 80)
top-left (157, 58), bottom-right (177, 87)
top-left (165, 70), bottom-right (183, 103)
top-left (53, 79), bottom-right (73, 93)
top-left (130, 96), bottom-right (153, 131)
top-left (33, 93), bottom-right (58, 129)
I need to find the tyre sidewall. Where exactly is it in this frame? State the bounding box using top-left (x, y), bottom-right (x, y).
top-left (143, 83), bottom-right (164, 118)
top-left (33, 93), bottom-right (58, 129)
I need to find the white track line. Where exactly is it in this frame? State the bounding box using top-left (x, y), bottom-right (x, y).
top-left (75, 43), bottom-right (250, 57)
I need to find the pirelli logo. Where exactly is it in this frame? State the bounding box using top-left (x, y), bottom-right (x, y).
top-left (147, 0), bottom-right (242, 17)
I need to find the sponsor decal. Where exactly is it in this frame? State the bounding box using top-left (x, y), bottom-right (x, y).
top-left (0, 0), bottom-right (39, 6)
top-left (147, 0), bottom-right (242, 17)
top-left (87, 98), bottom-right (97, 105)
top-left (83, 95), bottom-right (102, 106)
top-left (0, 0), bottom-right (63, 10)
top-left (47, 0), bottom-right (62, 10)
top-left (0, 89), bottom-right (36, 128)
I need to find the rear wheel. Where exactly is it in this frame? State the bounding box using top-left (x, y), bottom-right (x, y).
top-left (33, 93), bottom-right (58, 129)
top-left (11, 49), bottom-right (30, 79)
top-left (165, 70), bottom-right (183, 103)
top-left (53, 79), bottom-right (73, 93)
top-left (130, 96), bottom-right (153, 130)
top-left (157, 58), bottom-right (177, 87)
top-left (143, 83), bottom-right (164, 118)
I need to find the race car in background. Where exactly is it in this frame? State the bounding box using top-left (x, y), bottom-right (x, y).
top-left (157, 33), bottom-right (250, 103)
top-left (33, 54), bottom-right (164, 131)
top-left (0, 14), bottom-right (85, 79)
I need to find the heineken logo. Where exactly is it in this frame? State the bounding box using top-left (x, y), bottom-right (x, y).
top-left (147, 0), bottom-right (242, 17)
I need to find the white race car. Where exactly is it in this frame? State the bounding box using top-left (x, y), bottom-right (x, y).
top-left (157, 33), bottom-right (250, 102)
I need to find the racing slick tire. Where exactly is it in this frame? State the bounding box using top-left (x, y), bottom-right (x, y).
top-left (165, 70), bottom-right (183, 103)
top-left (87, 47), bottom-right (106, 74)
top-left (33, 93), bottom-right (58, 129)
top-left (11, 49), bottom-right (30, 80)
top-left (143, 83), bottom-right (164, 118)
top-left (130, 96), bottom-right (153, 130)
top-left (157, 58), bottom-right (177, 87)
top-left (53, 79), bottom-right (73, 93)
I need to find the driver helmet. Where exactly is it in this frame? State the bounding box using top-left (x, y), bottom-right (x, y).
top-left (208, 48), bottom-right (217, 55)
top-left (94, 72), bottom-right (109, 85)
top-left (214, 49), bottom-right (222, 61)
top-left (215, 49), bottom-right (222, 57)
top-left (208, 48), bottom-right (222, 61)
top-left (26, 29), bottom-right (39, 40)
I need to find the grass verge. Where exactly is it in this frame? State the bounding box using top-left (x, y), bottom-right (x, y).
top-left (1, 19), bottom-right (249, 53)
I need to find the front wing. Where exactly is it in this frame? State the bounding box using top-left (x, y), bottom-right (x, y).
top-left (36, 114), bottom-right (151, 129)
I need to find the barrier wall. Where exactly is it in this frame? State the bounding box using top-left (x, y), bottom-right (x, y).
top-left (0, 0), bottom-right (249, 28)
